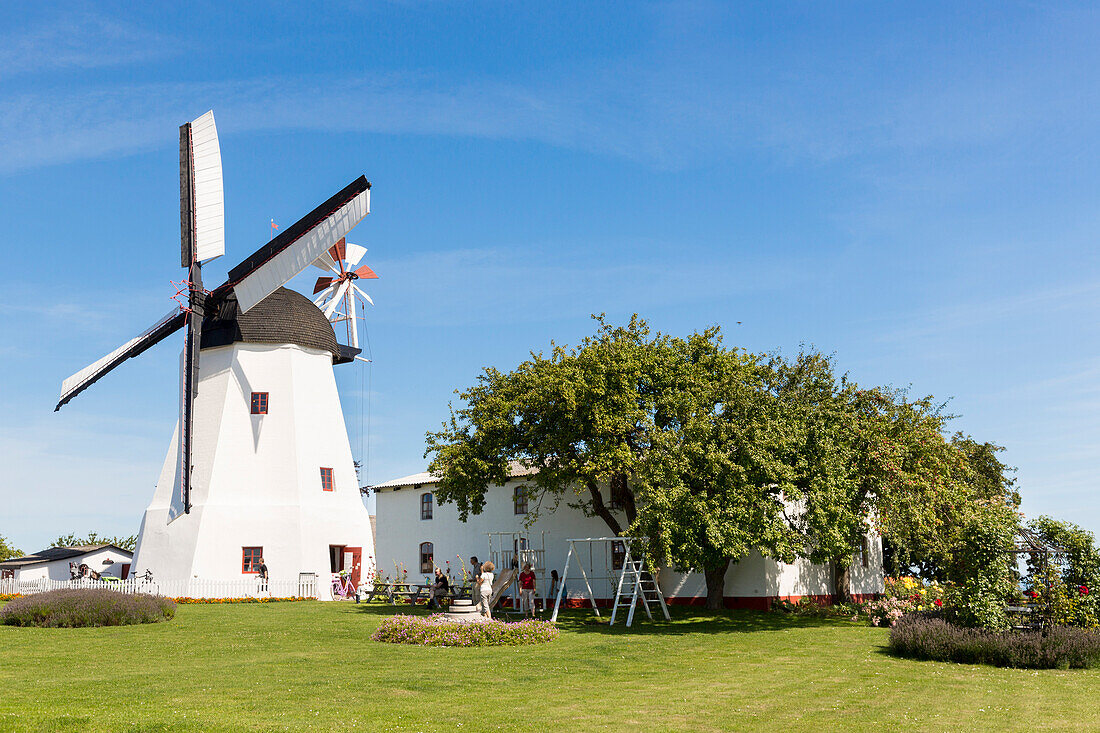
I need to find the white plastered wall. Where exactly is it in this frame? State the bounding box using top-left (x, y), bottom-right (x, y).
top-left (375, 481), bottom-right (884, 602)
top-left (131, 342), bottom-right (374, 597)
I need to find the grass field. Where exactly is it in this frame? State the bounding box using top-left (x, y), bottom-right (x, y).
top-left (1, 601), bottom-right (1099, 732)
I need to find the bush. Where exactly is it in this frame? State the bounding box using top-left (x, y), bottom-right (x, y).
top-left (889, 613), bottom-right (1100, 669)
top-left (0, 590), bottom-right (176, 628)
top-left (372, 614), bottom-right (559, 647)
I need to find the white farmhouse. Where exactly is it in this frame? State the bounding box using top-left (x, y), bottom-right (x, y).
top-left (0, 545), bottom-right (133, 582)
top-left (372, 465), bottom-right (884, 609)
top-left (130, 289), bottom-right (375, 599)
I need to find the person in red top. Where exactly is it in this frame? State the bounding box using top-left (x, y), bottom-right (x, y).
top-left (518, 562), bottom-right (537, 618)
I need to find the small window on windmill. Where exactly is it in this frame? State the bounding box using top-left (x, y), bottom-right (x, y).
top-left (250, 392), bottom-right (268, 415)
top-left (860, 536), bottom-right (871, 568)
top-left (242, 547), bottom-right (263, 574)
top-left (320, 467), bottom-right (334, 492)
top-left (420, 492), bottom-right (433, 520)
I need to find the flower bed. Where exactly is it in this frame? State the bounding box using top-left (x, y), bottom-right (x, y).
top-left (372, 614), bottom-right (560, 647)
top-left (0, 589), bottom-right (175, 628)
top-left (0, 593), bottom-right (24, 602)
top-left (863, 576), bottom-right (946, 627)
top-left (172, 596), bottom-right (314, 604)
top-left (889, 613), bottom-right (1100, 669)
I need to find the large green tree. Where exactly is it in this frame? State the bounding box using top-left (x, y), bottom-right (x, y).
top-left (631, 329), bottom-right (803, 608)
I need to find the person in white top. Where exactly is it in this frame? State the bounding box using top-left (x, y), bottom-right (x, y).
top-left (478, 561), bottom-right (496, 619)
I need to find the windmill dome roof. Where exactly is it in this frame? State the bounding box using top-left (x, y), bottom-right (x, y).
top-left (200, 287), bottom-right (340, 359)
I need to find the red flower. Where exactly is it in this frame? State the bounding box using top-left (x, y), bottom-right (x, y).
top-left (1027, 590), bottom-right (1039, 598)
top-left (1080, 585), bottom-right (1090, 596)
top-left (934, 598), bottom-right (943, 608)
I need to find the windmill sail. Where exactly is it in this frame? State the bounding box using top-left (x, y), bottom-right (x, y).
top-left (55, 308), bottom-right (187, 410)
top-left (189, 111), bottom-right (225, 263)
top-left (224, 176), bottom-right (371, 313)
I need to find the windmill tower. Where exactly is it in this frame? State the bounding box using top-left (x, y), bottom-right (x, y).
top-left (55, 111), bottom-right (376, 597)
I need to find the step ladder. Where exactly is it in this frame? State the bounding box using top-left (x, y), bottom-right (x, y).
top-left (609, 549), bottom-right (670, 627)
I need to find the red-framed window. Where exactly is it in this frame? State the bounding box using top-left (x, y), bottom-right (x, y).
top-left (420, 492), bottom-right (433, 520)
top-left (513, 485), bottom-right (528, 515)
top-left (250, 392), bottom-right (268, 415)
top-left (242, 546), bottom-right (263, 574)
top-left (419, 542), bottom-right (434, 574)
top-left (320, 467), bottom-right (334, 492)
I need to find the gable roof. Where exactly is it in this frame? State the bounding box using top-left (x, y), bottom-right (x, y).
top-left (369, 461), bottom-right (537, 491)
top-left (0, 544), bottom-right (133, 569)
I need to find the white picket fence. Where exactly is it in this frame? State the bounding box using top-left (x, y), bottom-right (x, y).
top-left (0, 575), bottom-right (319, 599)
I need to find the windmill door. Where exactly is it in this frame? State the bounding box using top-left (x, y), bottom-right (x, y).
top-left (344, 547), bottom-right (362, 588)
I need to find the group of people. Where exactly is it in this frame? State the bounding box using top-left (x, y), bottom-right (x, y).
top-left (426, 555), bottom-right (545, 619)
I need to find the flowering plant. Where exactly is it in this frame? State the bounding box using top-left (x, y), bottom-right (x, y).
top-left (862, 576), bottom-right (947, 627)
top-left (372, 613), bottom-right (559, 647)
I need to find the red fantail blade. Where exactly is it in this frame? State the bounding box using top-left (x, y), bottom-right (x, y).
top-left (313, 276), bottom-right (335, 294)
top-left (329, 239), bottom-right (347, 274)
top-left (354, 264), bottom-right (379, 280)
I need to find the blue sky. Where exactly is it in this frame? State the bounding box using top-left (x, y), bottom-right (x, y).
top-left (2, 1), bottom-right (1099, 552)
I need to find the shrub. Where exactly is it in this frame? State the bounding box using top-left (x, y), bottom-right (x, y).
top-left (372, 614), bottom-right (559, 647)
top-left (889, 613), bottom-right (1100, 669)
top-left (0, 590), bottom-right (176, 628)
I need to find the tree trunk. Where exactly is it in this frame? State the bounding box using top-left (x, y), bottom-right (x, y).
top-left (585, 479), bottom-right (624, 536)
top-left (833, 558), bottom-right (852, 604)
top-left (703, 558), bottom-right (731, 610)
top-left (610, 472), bottom-right (637, 526)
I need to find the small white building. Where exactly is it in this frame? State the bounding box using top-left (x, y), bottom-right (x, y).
top-left (372, 466), bottom-right (883, 609)
top-left (0, 545), bottom-right (133, 582)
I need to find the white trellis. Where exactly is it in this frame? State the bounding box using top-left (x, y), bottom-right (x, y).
top-left (550, 537), bottom-right (670, 627)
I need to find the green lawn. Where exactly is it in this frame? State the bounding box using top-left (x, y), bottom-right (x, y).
top-left (1, 601), bottom-right (1098, 732)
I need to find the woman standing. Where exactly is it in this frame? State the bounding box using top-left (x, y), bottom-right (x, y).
top-left (478, 561), bottom-right (496, 619)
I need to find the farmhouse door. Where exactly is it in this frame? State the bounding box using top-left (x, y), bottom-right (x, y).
top-left (344, 547), bottom-right (362, 587)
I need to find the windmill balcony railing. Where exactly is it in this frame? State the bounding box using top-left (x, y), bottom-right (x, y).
top-left (0, 575), bottom-right (319, 600)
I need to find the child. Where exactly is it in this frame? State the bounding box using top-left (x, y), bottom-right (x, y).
top-left (518, 562), bottom-right (537, 618)
top-left (478, 561), bottom-right (496, 619)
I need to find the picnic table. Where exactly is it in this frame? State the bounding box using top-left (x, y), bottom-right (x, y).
top-left (361, 581), bottom-right (473, 605)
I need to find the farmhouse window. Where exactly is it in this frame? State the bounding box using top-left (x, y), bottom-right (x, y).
top-left (250, 392), bottom-right (268, 415)
top-left (419, 542), bottom-right (434, 574)
top-left (320, 467), bottom-right (334, 491)
top-left (242, 546), bottom-right (263, 574)
top-left (513, 485), bottom-right (528, 515)
top-left (611, 541), bottom-right (626, 571)
top-left (420, 492), bottom-right (433, 520)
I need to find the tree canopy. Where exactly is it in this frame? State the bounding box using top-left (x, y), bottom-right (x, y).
top-left (53, 532), bottom-right (137, 552)
top-left (0, 535), bottom-right (22, 562)
top-left (426, 315), bottom-right (1021, 610)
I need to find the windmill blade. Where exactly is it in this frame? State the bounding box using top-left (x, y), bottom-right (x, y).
top-left (56, 308), bottom-right (187, 410)
top-left (352, 284), bottom-right (375, 306)
top-left (323, 279), bottom-right (351, 318)
top-left (311, 248), bottom-right (341, 275)
top-left (312, 282), bottom-right (338, 307)
top-left (344, 242), bottom-right (367, 267)
top-left (353, 263), bottom-right (379, 280)
top-left (221, 176), bottom-right (370, 313)
top-left (190, 111), bottom-right (224, 263)
top-left (313, 276), bottom-right (336, 294)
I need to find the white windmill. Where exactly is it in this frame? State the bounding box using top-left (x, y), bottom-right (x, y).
top-left (311, 238), bottom-right (378, 355)
top-left (55, 110), bottom-right (377, 596)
